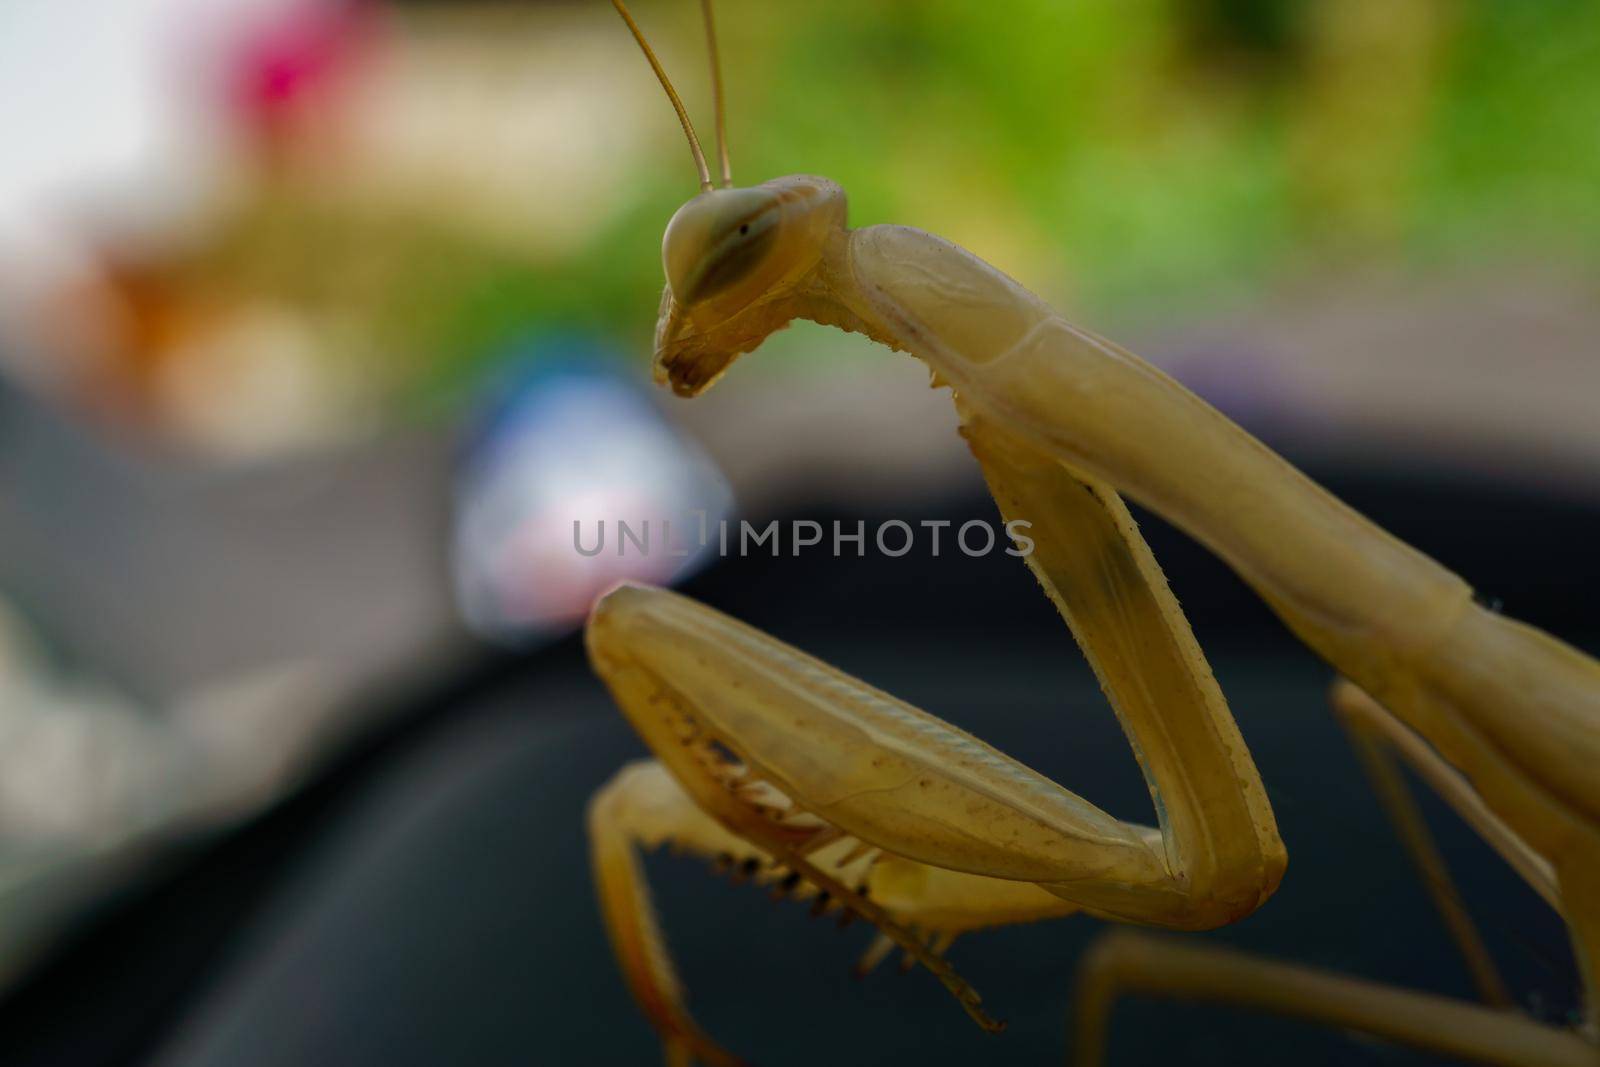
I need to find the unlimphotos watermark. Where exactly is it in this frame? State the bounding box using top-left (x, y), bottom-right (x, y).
top-left (573, 514), bottom-right (1034, 559)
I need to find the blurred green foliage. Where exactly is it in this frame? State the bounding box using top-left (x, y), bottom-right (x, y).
top-left (402, 0), bottom-right (1600, 397)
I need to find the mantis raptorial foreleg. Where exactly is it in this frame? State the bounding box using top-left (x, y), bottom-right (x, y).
top-left (585, 419), bottom-right (1285, 1058)
top-left (585, 2), bottom-right (1600, 1062)
top-left (958, 415), bottom-right (1284, 927)
top-left (832, 219), bottom-right (1600, 1010)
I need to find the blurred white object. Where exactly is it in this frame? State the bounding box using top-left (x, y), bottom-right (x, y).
top-left (454, 342), bottom-right (733, 643)
top-left (0, 594), bottom-right (343, 985)
top-left (0, 602), bottom-right (197, 849)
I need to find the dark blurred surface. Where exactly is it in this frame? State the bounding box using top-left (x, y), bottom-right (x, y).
top-left (0, 456), bottom-right (1592, 1067)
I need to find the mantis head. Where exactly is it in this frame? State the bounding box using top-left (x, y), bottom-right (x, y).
top-left (609, 1), bottom-right (849, 397)
top-left (655, 176), bottom-right (846, 396)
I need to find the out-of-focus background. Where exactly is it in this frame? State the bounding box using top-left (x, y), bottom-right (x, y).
top-left (0, 1), bottom-right (1596, 1064)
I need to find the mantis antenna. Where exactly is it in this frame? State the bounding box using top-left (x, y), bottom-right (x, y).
top-left (609, 0), bottom-right (714, 192)
top-left (700, 0), bottom-right (732, 187)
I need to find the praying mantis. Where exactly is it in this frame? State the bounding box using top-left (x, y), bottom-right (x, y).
top-left (584, 3), bottom-right (1600, 1064)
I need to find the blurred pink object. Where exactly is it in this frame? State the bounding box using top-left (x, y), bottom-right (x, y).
top-left (224, 0), bottom-right (386, 154)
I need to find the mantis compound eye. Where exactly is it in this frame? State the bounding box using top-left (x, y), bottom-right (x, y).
top-left (662, 187), bottom-right (784, 307)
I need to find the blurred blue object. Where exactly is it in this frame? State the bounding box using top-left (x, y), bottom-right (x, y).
top-left (452, 337), bottom-right (732, 644)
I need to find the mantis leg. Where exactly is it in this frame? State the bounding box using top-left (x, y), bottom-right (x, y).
top-left (586, 409), bottom-right (1291, 1051)
top-left (1331, 679), bottom-right (1538, 1008)
top-left (957, 415), bottom-right (1286, 926)
top-left (1069, 684), bottom-right (1590, 1066)
top-left (590, 760), bottom-right (1082, 1065)
top-left (1072, 931), bottom-right (1598, 1067)
top-left (839, 218), bottom-right (1600, 1029)
top-left (589, 760), bottom-right (750, 1067)
top-left (1330, 679), bottom-right (1561, 913)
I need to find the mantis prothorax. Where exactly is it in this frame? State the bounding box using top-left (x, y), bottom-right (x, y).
top-left (586, 4), bottom-right (1600, 1065)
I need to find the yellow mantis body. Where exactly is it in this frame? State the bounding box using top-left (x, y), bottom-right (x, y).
top-left (585, 4), bottom-right (1600, 1064)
